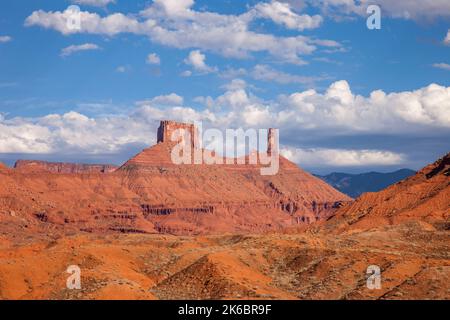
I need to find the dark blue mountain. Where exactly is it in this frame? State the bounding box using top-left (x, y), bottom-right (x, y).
top-left (315, 169), bottom-right (416, 198)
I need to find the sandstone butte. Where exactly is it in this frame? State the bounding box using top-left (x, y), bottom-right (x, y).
top-left (0, 120), bottom-right (351, 236)
top-left (0, 121), bottom-right (448, 300)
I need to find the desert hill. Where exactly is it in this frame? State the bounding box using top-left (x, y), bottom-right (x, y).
top-left (326, 152), bottom-right (450, 233)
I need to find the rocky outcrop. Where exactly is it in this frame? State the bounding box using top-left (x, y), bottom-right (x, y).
top-left (267, 128), bottom-right (277, 155)
top-left (424, 152), bottom-right (450, 179)
top-left (157, 120), bottom-right (198, 149)
top-left (14, 160), bottom-right (118, 174)
top-left (141, 204), bottom-right (215, 216)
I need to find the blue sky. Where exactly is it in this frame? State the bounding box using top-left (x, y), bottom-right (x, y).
top-left (0, 0), bottom-right (449, 174)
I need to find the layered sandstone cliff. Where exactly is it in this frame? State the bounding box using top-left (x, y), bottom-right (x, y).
top-left (14, 160), bottom-right (118, 174)
top-left (0, 120), bottom-right (350, 235)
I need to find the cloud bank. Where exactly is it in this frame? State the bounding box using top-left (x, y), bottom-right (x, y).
top-left (1, 81), bottom-right (449, 168)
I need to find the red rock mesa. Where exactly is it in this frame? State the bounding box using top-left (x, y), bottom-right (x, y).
top-left (0, 120), bottom-right (350, 235)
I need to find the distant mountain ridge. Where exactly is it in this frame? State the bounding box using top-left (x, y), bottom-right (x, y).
top-left (316, 169), bottom-right (416, 198)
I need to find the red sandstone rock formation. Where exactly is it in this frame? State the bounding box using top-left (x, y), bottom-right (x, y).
top-left (157, 120), bottom-right (198, 150)
top-left (267, 128), bottom-right (277, 156)
top-left (14, 160), bottom-right (118, 174)
top-left (0, 120), bottom-right (350, 235)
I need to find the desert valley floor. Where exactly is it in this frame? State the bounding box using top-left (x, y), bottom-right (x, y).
top-left (0, 222), bottom-right (448, 300)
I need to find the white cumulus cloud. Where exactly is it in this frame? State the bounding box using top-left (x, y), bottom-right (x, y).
top-left (0, 111), bottom-right (157, 154)
top-left (278, 81), bottom-right (450, 131)
top-left (116, 65), bottom-right (130, 73)
top-left (432, 63), bottom-right (450, 71)
top-left (281, 147), bottom-right (404, 167)
top-left (252, 1), bottom-right (322, 31)
top-left (136, 93), bottom-right (184, 107)
top-left (251, 64), bottom-right (329, 85)
top-left (0, 36), bottom-right (12, 43)
top-left (184, 50), bottom-right (217, 73)
top-left (151, 0), bottom-right (194, 17)
top-left (1, 81), bottom-right (449, 169)
top-left (444, 30), bottom-right (450, 45)
top-left (60, 43), bottom-right (100, 57)
top-left (24, 2), bottom-right (339, 65)
top-left (25, 9), bottom-right (143, 36)
top-left (146, 53), bottom-right (161, 65)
